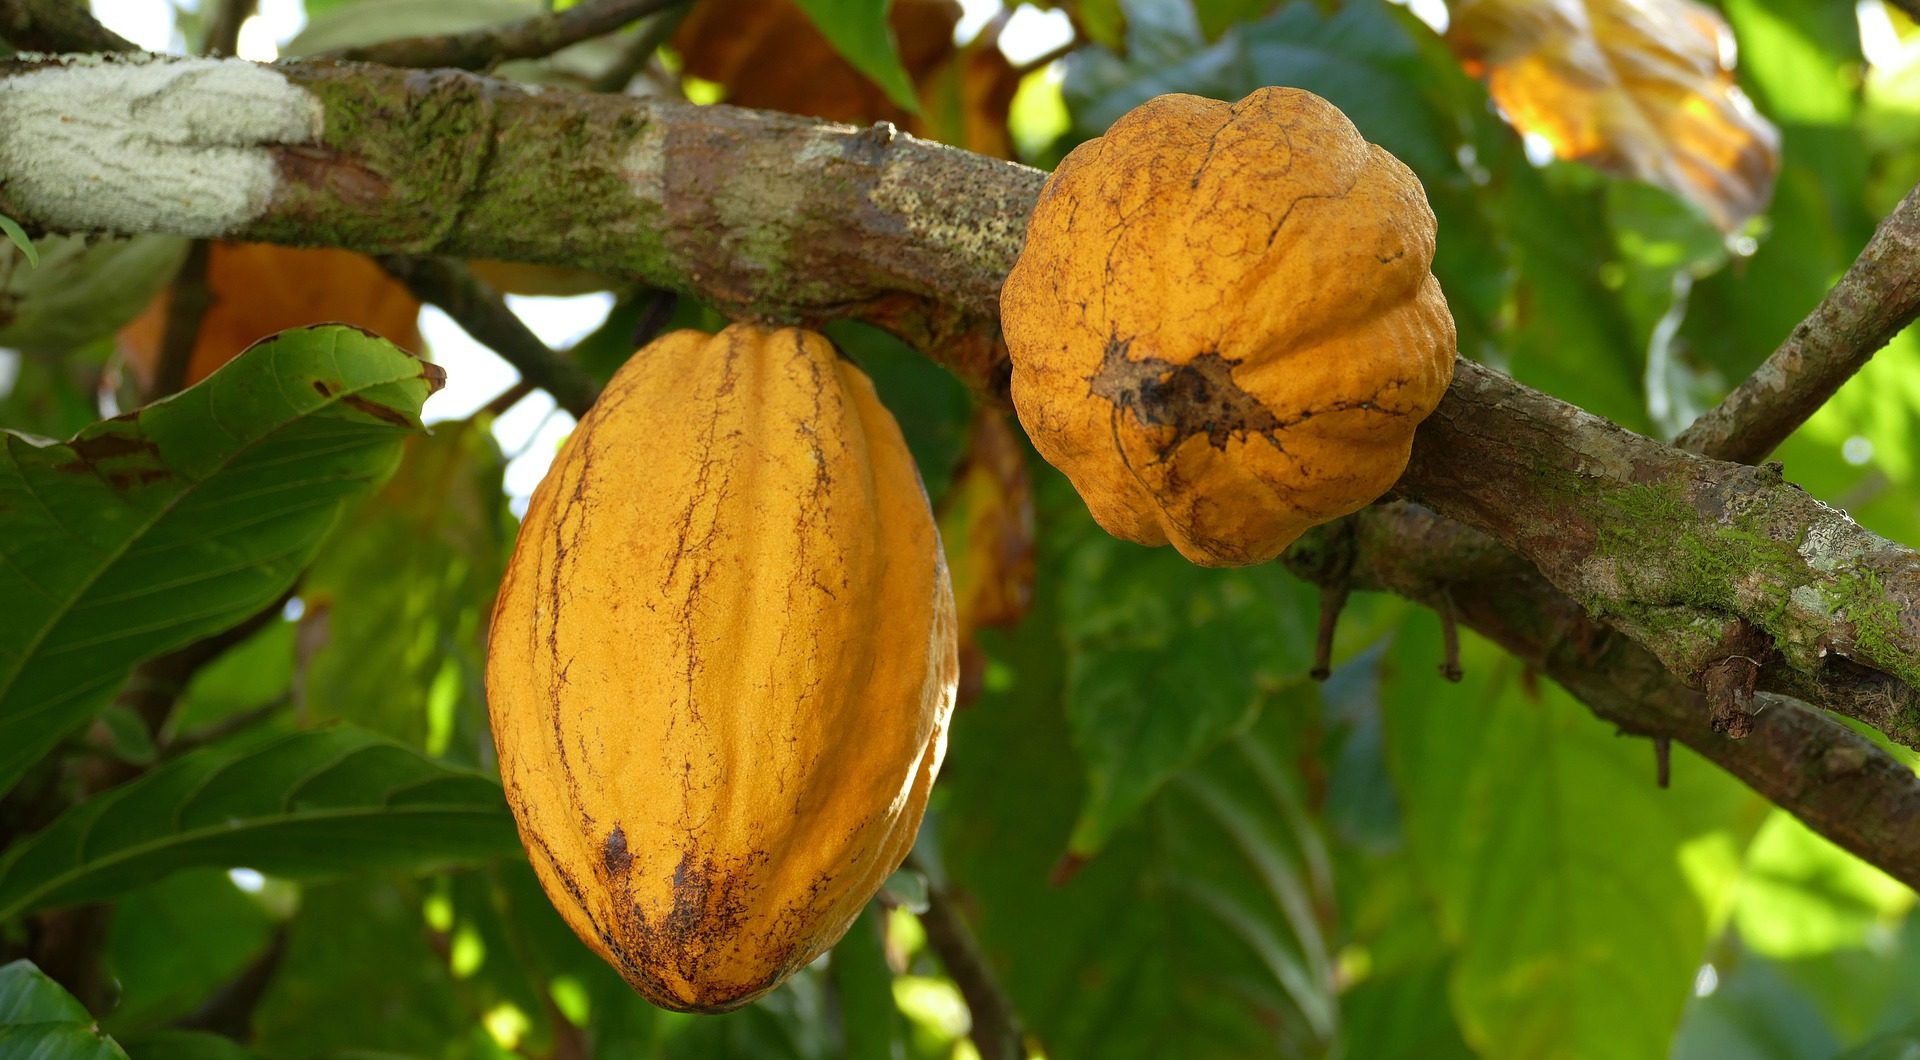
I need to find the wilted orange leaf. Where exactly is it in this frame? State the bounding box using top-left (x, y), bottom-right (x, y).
top-left (938, 409), bottom-right (1037, 706)
top-left (119, 243), bottom-right (422, 391)
top-left (1447, 0), bottom-right (1780, 231)
top-left (912, 14), bottom-right (1025, 158)
top-left (674, 0), bottom-right (960, 125)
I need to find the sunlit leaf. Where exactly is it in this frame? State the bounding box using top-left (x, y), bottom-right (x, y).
top-left (0, 725), bottom-right (518, 919)
top-left (0, 326), bottom-right (441, 799)
top-left (1381, 624), bottom-right (1761, 1058)
top-left (1446, 0), bottom-right (1780, 232)
top-left (1733, 811), bottom-right (1914, 959)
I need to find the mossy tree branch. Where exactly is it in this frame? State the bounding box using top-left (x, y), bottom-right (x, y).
top-left (4, 53), bottom-right (1920, 884)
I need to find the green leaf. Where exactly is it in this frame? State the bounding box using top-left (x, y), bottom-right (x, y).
top-left (1381, 624), bottom-right (1762, 1059)
top-left (1059, 511), bottom-right (1316, 854)
top-left (792, 0), bottom-right (920, 114)
top-left (104, 869), bottom-right (276, 1032)
top-left (112, 1030), bottom-right (260, 1060)
top-left (942, 520), bottom-right (1338, 1058)
top-left (1733, 810), bottom-right (1913, 960)
top-left (299, 420), bottom-right (507, 756)
top-left (0, 725), bottom-right (518, 919)
top-left (0, 960), bottom-right (130, 1060)
top-left (0, 215), bottom-right (36, 268)
top-left (0, 325), bottom-right (441, 799)
top-left (829, 906), bottom-right (902, 1060)
top-left (251, 878), bottom-right (476, 1058)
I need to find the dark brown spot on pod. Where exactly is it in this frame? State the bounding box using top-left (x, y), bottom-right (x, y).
top-left (604, 826), bottom-right (633, 875)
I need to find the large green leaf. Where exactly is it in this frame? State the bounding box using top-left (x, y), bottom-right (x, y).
top-left (300, 419), bottom-right (507, 756)
top-left (1380, 624), bottom-right (1761, 1059)
top-left (103, 869), bottom-right (276, 1033)
top-left (0, 325), bottom-right (439, 798)
top-left (942, 501), bottom-right (1338, 1058)
top-left (0, 960), bottom-right (130, 1060)
top-left (0, 725), bottom-right (517, 919)
top-left (1060, 511), bottom-right (1316, 854)
top-left (250, 877), bottom-right (480, 1058)
top-left (792, 0), bottom-right (920, 114)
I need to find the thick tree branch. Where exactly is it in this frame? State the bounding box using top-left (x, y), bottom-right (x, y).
top-left (1287, 506), bottom-right (1920, 889)
top-left (5, 54), bottom-right (1920, 886)
top-left (322, 0), bottom-right (684, 71)
top-left (1400, 359), bottom-right (1920, 746)
top-left (0, 0), bottom-right (135, 53)
top-left (1677, 180), bottom-right (1920, 463)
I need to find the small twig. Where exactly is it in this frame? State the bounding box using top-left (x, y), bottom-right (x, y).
top-left (164, 694), bottom-right (290, 758)
top-left (1435, 589), bottom-right (1463, 683)
top-left (201, 0), bottom-right (256, 57)
top-left (1654, 736), bottom-right (1672, 789)
top-left (0, 0), bottom-right (138, 52)
top-left (149, 240), bottom-right (213, 403)
top-left (587, 1), bottom-right (689, 93)
top-left (908, 865), bottom-right (1026, 1060)
top-left (1014, 36), bottom-right (1077, 77)
top-left (1310, 583), bottom-right (1347, 682)
top-left (327, 0), bottom-right (682, 71)
top-left (630, 288), bottom-right (680, 347)
top-left (175, 927), bottom-right (289, 1037)
top-left (1677, 180), bottom-right (1920, 463)
top-left (377, 255), bottom-right (599, 418)
top-left (482, 378), bottom-right (537, 418)
top-left (1883, 0), bottom-right (1920, 26)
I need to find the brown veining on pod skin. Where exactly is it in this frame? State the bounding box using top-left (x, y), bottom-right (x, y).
top-left (1000, 87), bottom-right (1458, 567)
top-left (487, 324), bottom-right (958, 1012)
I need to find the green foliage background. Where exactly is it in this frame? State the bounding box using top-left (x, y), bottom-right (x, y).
top-left (4, 0), bottom-right (1920, 1056)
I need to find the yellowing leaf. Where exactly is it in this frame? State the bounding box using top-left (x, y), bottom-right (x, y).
top-left (1448, 0), bottom-right (1780, 231)
top-left (937, 410), bottom-right (1036, 705)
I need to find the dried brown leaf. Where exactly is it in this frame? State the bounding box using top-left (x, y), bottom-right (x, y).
top-left (1448, 0), bottom-right (1780, 231)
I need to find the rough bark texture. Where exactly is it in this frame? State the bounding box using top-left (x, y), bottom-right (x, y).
top-left (1286, 505), bottom-right (1920, 886)
top-left (1402, 359), bottom-right (1920, 745)
top-left (4, 53), bottom-right (1920, 885)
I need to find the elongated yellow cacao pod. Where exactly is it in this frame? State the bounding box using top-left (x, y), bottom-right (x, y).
top-left (487, 324), bottom-right (958, 1012)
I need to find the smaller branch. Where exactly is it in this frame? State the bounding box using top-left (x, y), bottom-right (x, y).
top-left (1883, 0), bottom-right (1920, 29)
top-left (0, 0), bottom-right (136, 53)
top-left (377, 255), bottom-right (599, 419)
top-left (201, 0), bottom-right (255, 57)
top-left (150, 240), bottom-right (212, 402)
top-left (1677, 180), bottom-right (1920, 463)
top-left (175, 928), bottom-right (289, 1038)
top-left (905, 858), bottom-right (1025, 1060)
top-left (326, 0), bottom-right (682, 71)
top-left (482, 378), bottom-right (536, 418)
top-left (587, 1), bottom-right (687, 94)
top-left (1435, 589), bottom-right (1462, 682)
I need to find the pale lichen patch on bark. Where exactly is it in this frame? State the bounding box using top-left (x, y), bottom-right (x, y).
top-left (0, 55), bottom-right (321, 236)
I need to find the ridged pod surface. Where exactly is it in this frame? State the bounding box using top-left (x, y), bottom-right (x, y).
top-left (487, 324), bottom-right (957, 1012)
top-left (1001, 87), bottom-right (1457, 567)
